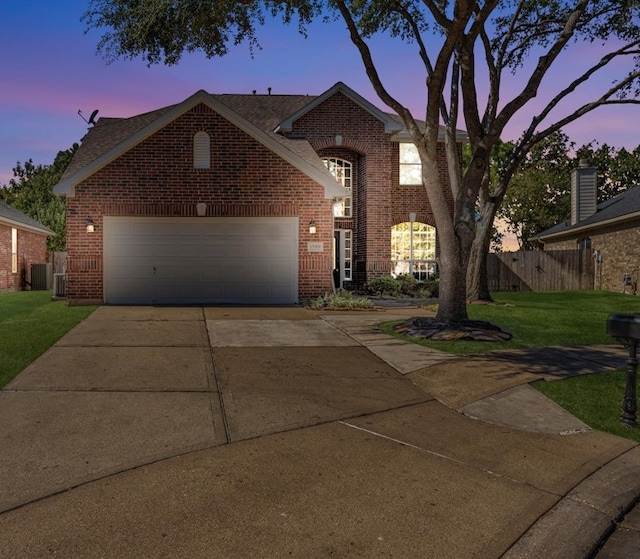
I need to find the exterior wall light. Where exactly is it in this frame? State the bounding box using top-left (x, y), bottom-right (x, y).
top-left (309, 221), bottom-right (317, 234)
top-left (86, 217), bottom-right (95, 233)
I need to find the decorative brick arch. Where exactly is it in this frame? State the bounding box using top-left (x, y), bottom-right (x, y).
top-left (391, 213), bottom-right (437, 228)
top-left (310, 136), bottom-right (370, 155)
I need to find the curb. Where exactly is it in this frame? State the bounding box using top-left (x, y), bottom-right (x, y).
top-left (502, 445), bottom-right (640, 558)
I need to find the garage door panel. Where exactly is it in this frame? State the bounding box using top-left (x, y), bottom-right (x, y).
top-left (104, 217), bottom-right (298, 305)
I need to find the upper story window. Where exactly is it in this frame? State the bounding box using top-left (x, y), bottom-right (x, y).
top-left (323, 157), bottom-right (352, 217)
top-left (193, 131), bottom-right (210, 169)
top-left (399, 143), bottom-right (423, 185)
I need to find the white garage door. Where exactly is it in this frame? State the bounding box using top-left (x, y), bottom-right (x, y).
top-left (104, 217), bottom-right (299, 305)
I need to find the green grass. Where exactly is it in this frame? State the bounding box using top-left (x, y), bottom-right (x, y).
top-left (380, 290), bottom-right (640, 356)
top-left (0, 291), bottom-right (97, 388)
top-left (533, 370), bottom-right (640, 443)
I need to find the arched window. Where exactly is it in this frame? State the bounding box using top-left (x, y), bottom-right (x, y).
top-left (323, 157), bottom-right (352, 217)
top-left (193, 131), bottom-right (210, 169)
top-left (391, 222), bottom-right (437, 281)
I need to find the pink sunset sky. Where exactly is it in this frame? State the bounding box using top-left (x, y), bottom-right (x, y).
top-left (1, 1), bottom-right (638, 188)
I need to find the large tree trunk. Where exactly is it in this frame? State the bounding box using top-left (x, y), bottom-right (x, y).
top-left (467, 200), bottom-right (497, 302)
top-left (434, 202), bottom-right (475, 322)
top-left (437, 242), bottom-right (470, 321)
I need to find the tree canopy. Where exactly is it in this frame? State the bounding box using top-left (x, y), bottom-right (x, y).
top-left (496, 136), bottom-right (640, 250)
top-left (0, 145), bottom-right (77, 252)
top-left (84, 0), bottom-right (640, 321)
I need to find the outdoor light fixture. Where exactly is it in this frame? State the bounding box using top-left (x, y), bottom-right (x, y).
top-left (309, 221), bottom-right (317, 234)
top-left (85, 217), bottom-right (95, 233)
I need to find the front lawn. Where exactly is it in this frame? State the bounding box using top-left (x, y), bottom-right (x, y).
top-left (380, 290), bottom-right (640, 355)
top-left (0, 291), bottom-right (97, 388)
top-left (533, 370), bottom-right (640, 443)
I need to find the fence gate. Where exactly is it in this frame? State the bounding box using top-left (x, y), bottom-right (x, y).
top-left (487, 249), bottom-right (595, 292)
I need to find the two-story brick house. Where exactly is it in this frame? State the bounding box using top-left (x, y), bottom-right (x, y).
top-left (54, 82), bottom-right (459, 305)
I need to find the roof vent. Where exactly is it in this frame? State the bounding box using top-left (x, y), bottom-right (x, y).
top-left (571, 161), bottom-right (597, 225)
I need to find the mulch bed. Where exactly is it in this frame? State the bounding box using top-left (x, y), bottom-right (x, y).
top-left (394, 317), bottom-right (513, 341)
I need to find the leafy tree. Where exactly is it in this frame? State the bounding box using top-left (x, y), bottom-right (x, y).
top-left (498, 138), bottom-right (640, 251)
top-left (0, 145), bottom-right (77, 251)
top-left (499, 132), bottom-right (573, 250)
top-left (83, 1), bottom-right (640, 321)
top-left (575, 142), bottom-right (640, 201)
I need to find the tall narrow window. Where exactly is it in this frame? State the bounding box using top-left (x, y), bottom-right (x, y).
top-left (391, 222), bottom-right (436, 281)
top-left (11, 227), bottom-right (17, 274)
top-left (343, 229), bottom-right (352, 281)
top-left (193, 131), bottom-right (211, 169)
top-left (399, 143), bottom-right (422, 185)
top-left (323, 157), bottom-right (352, 217)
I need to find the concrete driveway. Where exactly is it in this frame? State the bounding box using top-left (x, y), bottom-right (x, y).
top-left (1, 305), bottom-right (638, 558)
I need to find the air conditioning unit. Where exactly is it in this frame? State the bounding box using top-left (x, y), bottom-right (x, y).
top-left (53, 273), bottom-right (67, 297)
top-left (30, 263), bottom-right (52, 290)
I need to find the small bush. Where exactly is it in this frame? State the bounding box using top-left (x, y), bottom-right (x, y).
top-left (365, 274), bottom-right (439, 298)
top-left (366, 275), bottom-right (401, 296)
top-left (308, 289), bottom-right (374, 310)
top-left (421, 275), bottom-right (439, 298)
top-left (396, 274), bottom-right (418, 295)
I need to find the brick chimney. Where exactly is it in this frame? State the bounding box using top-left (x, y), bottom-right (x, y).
top-left (571, 159), bottom-right (597, 225)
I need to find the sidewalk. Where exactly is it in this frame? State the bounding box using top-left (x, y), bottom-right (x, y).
top-left (0, 305), bottom-right (639, 558)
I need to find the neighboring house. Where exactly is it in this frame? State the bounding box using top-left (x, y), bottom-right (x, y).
top-left (0, 199), bottom-right (53, 291)
top-left (537, 161), bottom-right (640, 293)
top-left (54, 82), bottom-right (463, 305)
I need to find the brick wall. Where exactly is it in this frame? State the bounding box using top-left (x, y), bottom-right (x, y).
top-left (66, 103), bottom-right (334, 303)
top-left (291, 92), bottom-right (455, 287)
top-left (543, 218), bottom-right (640, 293)
top-left (0, 223), bottom-right (48, 291)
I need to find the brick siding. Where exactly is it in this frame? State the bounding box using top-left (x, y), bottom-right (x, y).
top-left (66, 92), bottom-right (455, 303)
top-left (292, 92), bottom-right (453, 287)
top-left (0, 224), bottom-right (48, 291)
top-left (544, 218), bottom-right (640, 292)
top-left (66, 103), bottom-right (333, 303)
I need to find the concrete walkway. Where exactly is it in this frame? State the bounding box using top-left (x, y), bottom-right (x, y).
top-left (1, 305), bottom-right (639, 558)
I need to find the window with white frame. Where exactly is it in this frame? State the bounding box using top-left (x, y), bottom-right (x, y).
top-left (11, 227), bottom-right (17, 274)
top-left (193, 131), bottom-right (211, 169)
top-left (399, 143), bottom-right (422, 185)
top-left (343, 229), bottom-right (352, 281)
top-left (391, 222), bottom-right (436, 281)
top-left (323, 157), bottom-right (352, 217)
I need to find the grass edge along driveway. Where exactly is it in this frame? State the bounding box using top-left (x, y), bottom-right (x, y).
top-left (381, 290), bottom-right (640, 443)
top-left (0, 291), bottom-right (97, 388)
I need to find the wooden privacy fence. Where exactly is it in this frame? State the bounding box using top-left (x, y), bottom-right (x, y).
top-left (487, 249), bottom-right (595, 292)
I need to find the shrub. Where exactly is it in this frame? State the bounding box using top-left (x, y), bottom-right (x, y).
top-left (365, 275), bottom-right (401, 296)
top-left (307, 289), bottom-right (374, 310)
top-left (365, 274), bottom-right (439, 298)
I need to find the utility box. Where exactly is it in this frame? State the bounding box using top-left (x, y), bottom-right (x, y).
top-left (30, 263), bottom-right (52, 290)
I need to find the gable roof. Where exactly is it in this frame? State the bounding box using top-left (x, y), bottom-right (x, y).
top-left (538, 186), bottom-right (640, 241)
top-left (274, 81), bottom-right (403, 134)
top-left (0, 199), bottom-right (54, 235)
top-left (55, 90), bottom-right (345, 199)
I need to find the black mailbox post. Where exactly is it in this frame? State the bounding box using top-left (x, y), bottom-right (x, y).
top-left (607, 314), bottom-right (640, 427)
